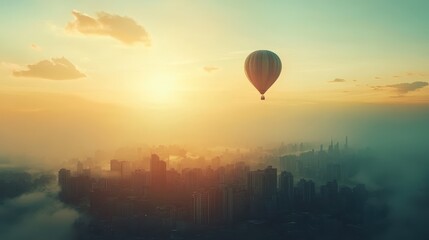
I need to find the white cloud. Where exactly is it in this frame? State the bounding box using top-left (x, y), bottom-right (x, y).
top-left (13, 57), bottom-right (85, 80)
top-left (66, 10), bottom-right (151, 46)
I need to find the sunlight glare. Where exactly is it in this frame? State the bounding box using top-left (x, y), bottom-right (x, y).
top-left (145, 72), bottom-right (178, 105)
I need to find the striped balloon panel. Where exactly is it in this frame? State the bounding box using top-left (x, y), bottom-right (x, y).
top-left (244, 50), bottom-right (282, 94)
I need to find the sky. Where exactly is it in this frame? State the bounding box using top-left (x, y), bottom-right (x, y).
top-left (0, 0), bottom-right (428, 159)
top-left (0, 3), bottom-right (428, 238)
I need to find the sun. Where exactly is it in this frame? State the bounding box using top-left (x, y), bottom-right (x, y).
top-left (145, 72), bottom-right (178, 105)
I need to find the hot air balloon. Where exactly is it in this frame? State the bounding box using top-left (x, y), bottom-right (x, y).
top-left (244, 50), bottom-right (282, 100)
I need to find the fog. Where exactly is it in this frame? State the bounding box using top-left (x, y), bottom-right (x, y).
top-left (0, 192), bottom-right (79, 240)
top-left (1, 92), bottom-right (428, 239)
top-left (0, 169), bottom-right (80, 240)
top-left (1, 92), bottom-right (428, 160)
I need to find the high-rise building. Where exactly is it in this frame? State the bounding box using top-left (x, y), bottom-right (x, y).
top-left (334, 142), bottom-right (340, 154)
top-left (248, 166), bottom-right (277, 198)
top-left (110, 159), bottom-right (132, 178)
top-left (192, 190), bottom-right (209, 225)
top-left (233, 162), bottom-right (250, 187)
top-left (110, 159), bottom-right (121, 172)
top-left (211, 157), bottom-right (221, 169)
top-left (192, 188), bottom-right (222, 225)
top-left (248, 166), bottom-right (277, 218)
top-left (321, 179), bottom-right (339, 206)
top-left (131, 170), bottom-right (147, 195)
top-left (150, 154), bottom-right (166, 198)
top-left (279, 171), bottom-right (294, 201)
top-left (248, 169), bottom-right (264, 196)
top-left (76, 161), bottom-right (83, 175)
top-left (82, 169), bottom-right (91, 177)
top-left (263, 166), bottom-right (277, 197)
top-left (221, 186), bottom-right (247, 225)
top-left (344, 136), bottom-right (349, 150)
top-left (207, 188), bottom-right (222, 224)
top-left (328, 139), bottom-right (334, 153)
top-left (295, 179), bottom-right (315, 204)
top-left (222, 186), bottom-right (234, 225)
top-left (120, 161), bottom-right (132, 178)
top-left (58, 168), bottom-right (71, 188)
top-left (182, 168), bottom-right (203, 191)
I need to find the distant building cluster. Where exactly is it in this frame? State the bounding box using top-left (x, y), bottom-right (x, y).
top-left (58, 139), bottom-right (372, 238)
top-left (279, 137), bottom-right (351, 181)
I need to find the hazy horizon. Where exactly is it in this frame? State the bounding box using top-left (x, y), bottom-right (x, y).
top-left (1, 1), bottom-right (429, 240)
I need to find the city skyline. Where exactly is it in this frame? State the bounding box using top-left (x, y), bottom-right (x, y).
top-left (56, 143), bottom-right (371, 239)
top-left (1, 1), bottom-right (429, 240)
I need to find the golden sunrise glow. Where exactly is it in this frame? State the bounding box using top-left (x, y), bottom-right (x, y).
top-left (1, 3), bottom-right (429, 240)
top-left (0, 1), bottom-right (428, 158)
top-left (143, 72), bottom-right (179, 105)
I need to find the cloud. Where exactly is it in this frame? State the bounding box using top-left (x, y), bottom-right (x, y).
top-left (12, 57), bottom-right (85, 80)
top-left (351, 149), bottom-right (429, 240)
top-left (371, 81), bottom-right (428, 95)
top-left (329, 78), bottom-right (346, 83)
top-left (387, 81), bottom-right (428, 94)
top-left (66, 10), bottom-right (150, 46)
top-left (372, 72), bottom-right (428, 81)
top-left (371, 86), bottom-right (382, 91)
top-left (203, 66), bottom-right (219, 73)
top-left (1, 62), bottom-right (22, 71)
top-left (31, 44), bottom-right (42, 51)
top-left (0, 170), bottom-right (79, 240)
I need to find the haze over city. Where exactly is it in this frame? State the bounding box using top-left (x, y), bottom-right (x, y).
top-left (1, 1), bottom-right (429, 240)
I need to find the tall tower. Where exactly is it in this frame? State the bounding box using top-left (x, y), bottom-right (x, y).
top-left (279, 171), bottom-right (294, 200)
top-left (192, 191), bottom-right (209, 225)
top-left (150, 154), bottom-right (166, 199)
top-left (263, 166), bottom-right (277, 197)
top-left (58, 168), bottom-right (71, 188)
top-left (110, 159), bottom-right (121, 172)
top-left (328, 139), bottom-right (334, 153)
top-left (76, 161), bottom-right (83, 175)
top-left (345, 136), bottom-right (348, 149)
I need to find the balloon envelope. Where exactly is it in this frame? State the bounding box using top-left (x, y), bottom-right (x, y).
top-left (244, 50), bottom-right (282, 100)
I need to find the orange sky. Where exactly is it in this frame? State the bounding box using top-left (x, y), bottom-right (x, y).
top-left (1, 0), bottom-right (428, 161)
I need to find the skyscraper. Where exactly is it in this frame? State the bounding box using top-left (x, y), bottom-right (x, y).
top-left (58, 168), bottom-right (71, 188)
top-left (110, 159), bottom-right (131, 178)
top-left (248, 166), bottom-right (278, 218)
top-left (110, 159), bottom-right (121, 172)
top-left (321, 179), bottom-right (339, 206)
top-left (120, 161), bottom-right (132, 178)
top-left (295, 179), bottom-right (315, 204)
top-left (279, 171), bottom-right (294, 201)
top-left (247, 166), bottom-right (277, 198)
top-left (263, 166), bottom-right (277, 197)
top-left (76, 161), bottom-right (83, 175)
top-left (345, 136), bottom-right (349, 150)
top-left (150, 154), bottom-right (166, 199)
top-left (221, 186), bottom-right (247, 225)
top-left (248, 169), bottom-right (264, 196)
top-left (192, 190), bottom-right (209, 225)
